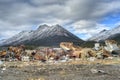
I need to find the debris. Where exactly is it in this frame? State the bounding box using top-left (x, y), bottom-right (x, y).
top-left (60, 56), bottom-right (69, 61)
top-left (87, 57), bottom-right (96, 61)
top-left (2, 67), bottom-right (6, 71)
top-left (90, 69), bottom-right (98, 74)
top-left (47, 60), bottom-right (54, 63)
top-left (91, 68), bottom-right (106, 74)
top-left (75, 58), bottom-right (80, 61)
top-left (112, 50), bottom-right (120, 55)
top-left (21, 56), bottom-right (30, 62)
top-left (96, 53), bottom-right (103, 59)
top-left (94, 43), bottom-right (101, 51)
top-left (0, 39), bottom-right (120, 63)
top-left (60, 59), bottom-right (67, 62)
top-left (98, 70), bottom-right (105, 73)
top-left (1, 64), bottom-right (6, 72)
top-left (107, 57), bottom-right (114, 59)
top-left (104, 40), bottom-right (120, 52)
top-left (0, 61), bottom-right (3, 65)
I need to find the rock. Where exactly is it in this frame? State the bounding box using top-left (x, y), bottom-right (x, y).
top-left (91, 69), bottom-right (98, 74)
top-left (98, 70), bottom-right (105, 73)
top-left (2, 67), bottom-right (6, 71)
top-left (91, 69), bottom-right (106, 74)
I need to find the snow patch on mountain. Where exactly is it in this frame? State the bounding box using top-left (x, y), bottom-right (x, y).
top-left (88, 25), bottom-right (120, 41)
top-left (0, 24), bottom-right (82, 46)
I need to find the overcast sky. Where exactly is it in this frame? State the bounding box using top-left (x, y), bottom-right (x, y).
top-left (0, 0), bottom-right (120, 40)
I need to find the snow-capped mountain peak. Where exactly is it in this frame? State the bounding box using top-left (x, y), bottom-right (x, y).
top-left (0, 24), bottom-right (83, 47)
top-left (88, 25), bottom-right (120, 41)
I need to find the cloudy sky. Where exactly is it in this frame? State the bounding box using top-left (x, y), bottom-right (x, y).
top-left (0, 0), bottom-right (120, 40)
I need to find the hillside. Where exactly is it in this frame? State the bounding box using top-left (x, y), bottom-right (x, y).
top-left (0, 24), bottom-right (84, 47)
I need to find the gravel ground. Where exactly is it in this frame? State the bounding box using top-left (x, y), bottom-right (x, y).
top-left (0, 60), bottom-right (120, 80)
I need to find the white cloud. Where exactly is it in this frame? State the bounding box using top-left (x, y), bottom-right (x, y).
top-left (0, 31), bottom-right (19, 39)
top-left (72, 20), bottom-right (110, 40)
top-left (114, 21), bottom-right (120, 27)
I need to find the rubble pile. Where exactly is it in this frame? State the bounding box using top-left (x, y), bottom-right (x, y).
top-left (0, 40), bottom-right (120, 63)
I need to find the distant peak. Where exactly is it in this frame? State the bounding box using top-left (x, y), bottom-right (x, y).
top-left (52, 24), bottom-right (63, 28)
top-left (114, 25), bottom-right (120, 29)
top-left (99, 29), bottom-right (107, 33)
top-left (19, 31), bottom-right (27, 33)
top-left (38, 24), bottom-right (49, 29)
top-left (54, 24), bottom-right (61, 27)
top-left (37, 24), bottom-right (62, 30)
top-left (41, 24), bottom-right (49, 26)
top-left (19, 30), bottom-right (33, 34)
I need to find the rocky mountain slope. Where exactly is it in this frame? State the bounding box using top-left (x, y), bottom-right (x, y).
top-left (88, 25), bottom-right (120, 42)
top-left (0, 24), bottom-right (83, 47)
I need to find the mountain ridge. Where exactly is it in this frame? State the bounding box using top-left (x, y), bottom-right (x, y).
top-left (0, 24), bottom-right (83, 47)
top-left (88, 25), bottom-right (120, 42)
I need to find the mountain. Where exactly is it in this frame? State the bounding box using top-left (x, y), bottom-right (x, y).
top-left (0, 24), bottom-right (84, 47)
top-left (107, 33), bottom-right (120, 44)
top-left (0, 39), bottom-right (6, 45)
top-left (88, 25), bottom-right (120, 42)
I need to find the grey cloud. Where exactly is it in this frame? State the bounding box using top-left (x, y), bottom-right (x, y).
top-left (63, 0), bottom-right (120, 21)
top-left (0, 0), bottom-right (120, 40)
top-left (29, 0), bottom-right (67, 6)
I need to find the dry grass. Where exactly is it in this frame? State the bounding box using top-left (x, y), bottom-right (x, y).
top-left (27, 77), bottom-right (45, 80)
top-left (69, 59), bottom-right (120, 65)
top-left (1, 59), bottom-right (120, 80)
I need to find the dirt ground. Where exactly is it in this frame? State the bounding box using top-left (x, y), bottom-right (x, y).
top-left (0, 59), bottom-right (120, 80)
